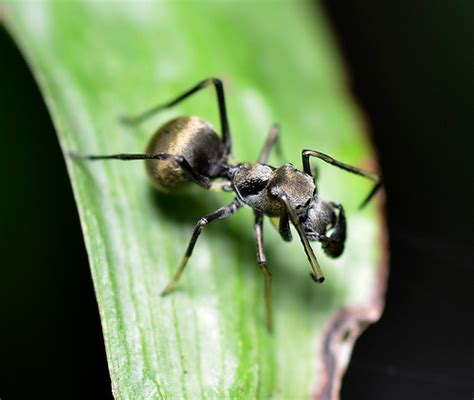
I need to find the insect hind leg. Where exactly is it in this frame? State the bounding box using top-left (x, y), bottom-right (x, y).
top-left (68, 151), bottom-right (213, 189)
top-left (120, 78), bottom-right (233, 154)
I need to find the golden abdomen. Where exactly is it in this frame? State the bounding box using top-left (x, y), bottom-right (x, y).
top-left (145, 116), bottom-right (226, 192)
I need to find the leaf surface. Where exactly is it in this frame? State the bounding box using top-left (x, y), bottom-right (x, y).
top-left (3, 2), bottom-right (387, 398)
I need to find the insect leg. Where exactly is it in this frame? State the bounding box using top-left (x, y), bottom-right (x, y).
top-left (253, 213), bottom-right (273, 332)
top-left (277, 206), bottom-right (292, 242)
top-left (161, 198), bottom-right (242, 296)
top-left (121, 78), bottom-right (232, 154)
top-left (279, 195), bottom-right (325, 283)
top-left (256, 123), bottom-right (281, 164)
top-left (68, 151), bottom-right (212, 189)
top-left (301, 149), bottom-right (382, 208)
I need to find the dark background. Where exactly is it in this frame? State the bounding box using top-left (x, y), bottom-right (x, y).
top-left (0, 25), bottom-right (112, 400)
top-left (1, 2), bottom-right (472, 399)
top-left (323, 2), bottom-right (474, 399)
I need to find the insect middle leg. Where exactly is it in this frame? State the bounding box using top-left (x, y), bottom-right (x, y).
top-left (253, 213), bottom-right (273, 331)
top-left (257, 123), bottom-right (281, 164)
top-left (161, 198), bottom-right (242, 296)
top-left (121, 78), bottom-right (232, 154)
top-left (68, 151), bottom-right (213, 189)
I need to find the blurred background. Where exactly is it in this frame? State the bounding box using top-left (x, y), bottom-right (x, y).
top-left (324, 3), bottom-right (473, 399)
top-left (0, 2), bottom-right (472, 399)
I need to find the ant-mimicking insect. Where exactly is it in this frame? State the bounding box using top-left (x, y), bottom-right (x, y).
top-left (70, 78), bottom-right (382, 331)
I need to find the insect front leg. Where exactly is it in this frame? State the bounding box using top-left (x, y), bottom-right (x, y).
top-left (279, 195), bottom-right (325, 283)
top-left (253, 213), bottom-right (273, 332)
top-left (277, 207), bottom-right (292, 242)
top-left (301, 149), bottom-right (382, 208)
top-left (161, 198), bottom-right (242, 296)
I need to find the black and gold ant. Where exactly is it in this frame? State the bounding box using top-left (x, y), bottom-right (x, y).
top-left (70, 78), bottom-right (381, 331)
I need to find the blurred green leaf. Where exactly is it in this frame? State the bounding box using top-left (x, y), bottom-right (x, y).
top-left (3, 2), bottom-right (386, 398)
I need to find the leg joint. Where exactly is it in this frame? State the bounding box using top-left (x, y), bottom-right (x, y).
top-left (258, 263), bottom-right (271, 277)
top-left (197, 217), bottom-right (208, 227)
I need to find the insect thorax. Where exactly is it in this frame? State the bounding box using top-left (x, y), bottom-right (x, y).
top-left (232, 163), bottom-right (316, 217)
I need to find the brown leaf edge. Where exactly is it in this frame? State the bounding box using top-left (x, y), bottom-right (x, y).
top-left (313, 197), bottom-right (389, 400)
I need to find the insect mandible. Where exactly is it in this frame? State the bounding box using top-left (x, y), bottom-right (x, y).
top-left (70, 78), bottom-right (382, 331)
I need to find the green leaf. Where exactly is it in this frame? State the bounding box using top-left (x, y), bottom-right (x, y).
top-left (3, 2), bottom-right (387, 398)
